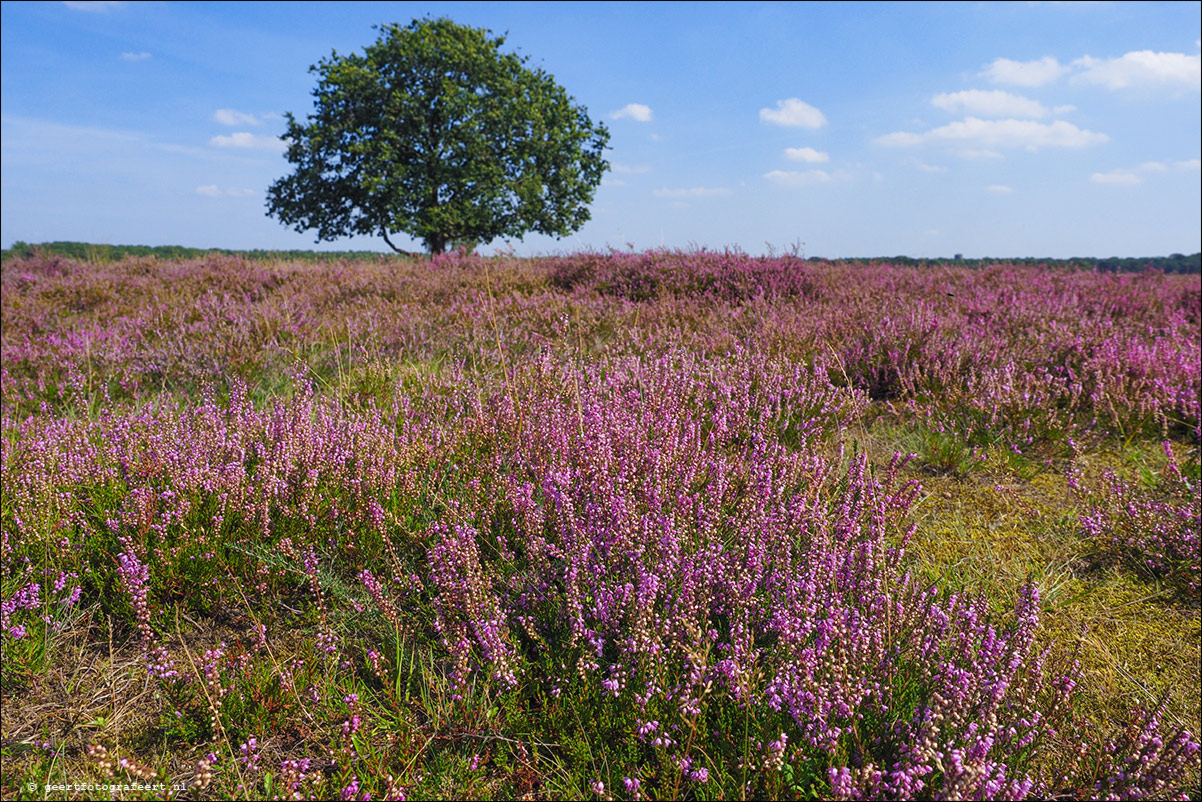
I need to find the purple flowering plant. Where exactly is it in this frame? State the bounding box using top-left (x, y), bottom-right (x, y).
top-left (1, 250), bottom-right (1198, 798)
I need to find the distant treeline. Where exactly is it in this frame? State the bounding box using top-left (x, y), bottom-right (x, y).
top-left (849, 253), bottom-right (1201, 274)
top-left (1083, 253), bottom-right (1200, 274)
top-left (2, 241), bottom-right (1199, 273)
top-left (0, 241), bottom-right (404, 263)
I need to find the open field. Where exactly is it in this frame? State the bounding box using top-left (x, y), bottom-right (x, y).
top-left (1, 250), bottom-right (1199, 800)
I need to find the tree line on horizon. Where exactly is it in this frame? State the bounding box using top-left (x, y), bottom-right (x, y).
top-left (3, 241), bottom-right (1199, 274)
top-left (851, 252), bottom-right (1201, 274)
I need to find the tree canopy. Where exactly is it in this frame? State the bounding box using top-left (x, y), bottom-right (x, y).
top-left (266, 18), bottom-right (610, 254)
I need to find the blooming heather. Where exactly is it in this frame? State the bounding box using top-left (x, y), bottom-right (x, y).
top-left (1, 251), bottom-right (1198, 799)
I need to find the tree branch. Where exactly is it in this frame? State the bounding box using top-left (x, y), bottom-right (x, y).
top-left (380, 229), bottom-right (404, 254)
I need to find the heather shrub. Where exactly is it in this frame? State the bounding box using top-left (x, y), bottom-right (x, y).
top-left (1071, 444), bottom-right (1201, 599)
top-left (2, 251), bottom-right (1199, 799)
top-left (4, 252), bottom-right (1198, 445)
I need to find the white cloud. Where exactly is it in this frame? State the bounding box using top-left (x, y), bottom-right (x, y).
top-left (1072, 51), bottom-right (1201, 91)
top-left (759, 98), bottom-right (827, 128)
top-left (197, 185), bottom-right (258, 197)
top-left (957, 148), bottom-right (1004, 160)
top-left (912, 160), bottom-right (948, 173)
top-left (985, 184), bottom-right (1014, 195)
top-left (784, 146), bottom-right (829, 163)
top-left (611, 103), bottom-right (653, 122)
top-left (931, 89), bottom-right (1050, 118)
top-left (213, 109), bottom-right (261, 126)
top-left (764, 169), bottom-right (845, 187)
top-left (0, 115), bottom-right (237, 169)
top-left (121, 51), bottom-right (151, 62)
top-left (981, 56), bottom-right (1068, 87)
top-left (982, 50), bottom-right (1200, 94)
top-left (209, 132), bottom-right (286, 152)
top-left (652, 186), bottom-right (730, 199)
top-left (1091, 158), bottom-right (1201, 185)
top-left (63, 1), bottom-right (123, 11)
top-left (611, 163), bottom-right (652, 174)
top-left (875, 131), bottom-right (922, 147)
top-left (2, 115), bottom-right (141, 151)
top-left (876, 117), bottom-right (1108, 150)
top-left (1091, 170), bottom-right (1142, 185)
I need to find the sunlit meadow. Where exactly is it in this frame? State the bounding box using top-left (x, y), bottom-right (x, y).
top-left (1, 249), bottom-right (1199, 800)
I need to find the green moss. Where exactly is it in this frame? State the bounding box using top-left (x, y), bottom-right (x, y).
top-left (881, 429), bottom-right (1200, 746)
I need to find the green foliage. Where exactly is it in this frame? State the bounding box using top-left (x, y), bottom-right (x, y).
top-left (266, 17), bottom-right (610, 255)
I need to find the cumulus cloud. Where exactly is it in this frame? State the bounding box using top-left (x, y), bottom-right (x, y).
top-left (611, 163), bottom-right (653, 174)
top-left (1072, 50), bottom-right (1201, 91)
top-left (611, 103), bottom-right (653, 122)
top-left (983, 50), bottom-right (1200, 93)
top-left (1091, 169), bottom-right (1142, 186)
top-left (197, 184), bottom-right (257, 197)
top-left (764, 169), bottom-right (853, 187)
top-left (213, 109), bottom-right (261, 126)
top-left (63, 1), bottom-right (124, 11)
top-left (911, 160), bottom-right (949, 173)
top-left (957, 148), bottom-right (1004, 160)
top-left (931, 89), bottom-right (1050, 118)
top-left (759, 98), bottom-right (827, 128)
top-left (784, 146), bottom-right (829, 163)
top-left (981, 56), bottom-right (1068, 87)
top-left (121, 51), bottom-right (151, 61)
top-left (652, 186), bottom-right (730, 199)
top-left (1091, 158), bottom-right (1201, 185)
top-left (985, 184), bottom-right (1014, 195)
top-left (209, 132), bottom-right (286, 152)
top-left (875, 117), bottom-right (1108, 150)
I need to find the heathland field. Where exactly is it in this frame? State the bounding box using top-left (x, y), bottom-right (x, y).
top-left (1, 250), bottom-right (1198, 800)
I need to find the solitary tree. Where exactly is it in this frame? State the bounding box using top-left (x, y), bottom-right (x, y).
top-left (266, 18), bottom-right (610, 255)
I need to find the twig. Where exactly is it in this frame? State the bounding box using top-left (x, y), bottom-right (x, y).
top-left (173, 607), bottom-right (248, 797)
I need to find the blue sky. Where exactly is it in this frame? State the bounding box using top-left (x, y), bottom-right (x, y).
top-left (2, 1), bottom-right (1199, 258)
